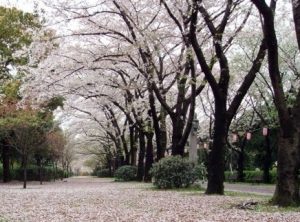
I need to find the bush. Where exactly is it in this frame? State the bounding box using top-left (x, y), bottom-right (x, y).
top-left (193, 163), bottom-right (207, 181)
top-left (150, 156), bottom-right (197, 189)
top-left (114, 165), bottom-right (137, 181)
top-left (96, 168), bottom-right (112, 178)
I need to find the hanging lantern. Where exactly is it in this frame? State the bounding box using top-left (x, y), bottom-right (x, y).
top-left (246, 132), bottom-right (251, 140)
top-left (232, 133), bottom-right (237, 142)
top-left (263, 127), bottom-right (268, 136)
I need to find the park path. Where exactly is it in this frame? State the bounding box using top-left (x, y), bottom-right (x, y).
top-left (0, 177), bottom-right (298, 222)
top-left (224, 182), bottom-right (275, 196)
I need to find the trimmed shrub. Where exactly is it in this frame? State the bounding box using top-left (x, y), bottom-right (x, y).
top-left (150, 156), bottom-right (197, 189)
top-left (114, 165), bottom-right (137, 181)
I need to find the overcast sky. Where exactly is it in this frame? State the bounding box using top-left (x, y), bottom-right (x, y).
top-left (0, 0), bottom-right (35, 12)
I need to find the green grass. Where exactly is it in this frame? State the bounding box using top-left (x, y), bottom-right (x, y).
top-left (148, 183), bottom-right (205, 192)
top-left (225, 192), bottom-right (300, 213)
top-left (225, 191), bottom-right (270, 199)
top-left (254, 201), bottom-right (300, 213)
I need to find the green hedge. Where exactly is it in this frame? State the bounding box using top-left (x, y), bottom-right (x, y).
top-left (0, 165), bottom-right (67, 181)
top-left (225, 170), bottom-right (277, 183)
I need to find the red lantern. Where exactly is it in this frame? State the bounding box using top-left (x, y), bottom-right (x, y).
top-left (246, 132), bottom-right (251, 140)
top-left (263, 127), bottom-right (268, 136)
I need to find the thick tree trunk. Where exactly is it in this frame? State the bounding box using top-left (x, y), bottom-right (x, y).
top-left (2, 141), bottom-right (10, 183)
top-left (206, 105), bottom-right (227, 195)
top-left (129, 126), bottom-right (137, 166)
top-left (251, 0), bottom-right (300, 206)
top-left (293, 0), bottom-right (300, 50)
top-left (171, 117), bottom-right (185, 156)
top-left (273, 135), bottom-right (300, 206)
top-left (121, 134), bottom-right (130, 165)
top-left (144, 131), bottom-right (154, 182)
top-left (263, 133), bottom-right (272, 183)
top-left (137, 130), bottom-right (146, 181)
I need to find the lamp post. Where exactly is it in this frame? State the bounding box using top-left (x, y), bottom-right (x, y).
top-left (189, 114), bottom-right (199, 164)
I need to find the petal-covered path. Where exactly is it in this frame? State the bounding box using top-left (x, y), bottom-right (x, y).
top-left (0, 177), bottom-right (299, 222)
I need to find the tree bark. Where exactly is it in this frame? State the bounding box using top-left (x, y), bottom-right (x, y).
top-left (129, 126), bottom-right (137, 165)
top-left (144, 130), bottom-right (154, 182)
top-left (171, 117), bottom-right (185, 156)
top-left (206, 103), bottom-right (227, 194)
top-left (2, 139), bottom-right (10, 183)
top-left (263, 133), bottom-right (272, 183)
top-left (273, 136), bottom-right (299, 205)
top-left (251, 0), bottom-right (300, 206)
top-left (37, 157), bottom-right (43, 185)
top-left (137, 130), bottom-right (145, 181)
top-left (293, 0), bottom-right (300, 50)
top-left (237, 137), bottom-right (247, 182)
top-left (23, 155), bottom-right (27, 189)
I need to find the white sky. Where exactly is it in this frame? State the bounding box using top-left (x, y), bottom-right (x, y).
top-left (0, 0), bottom-right (35, 12)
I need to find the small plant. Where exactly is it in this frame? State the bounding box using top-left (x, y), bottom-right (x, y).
top-left (114, 165), bottom-right (137, 181)
top-left (150, 156), bottom-right (197, 189)
top-left (193, 163), bottom-right (207, 181)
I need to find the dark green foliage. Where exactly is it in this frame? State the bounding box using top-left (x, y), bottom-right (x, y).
top-left (42, 96), bottom-right (65, 111)
top-left (0, 6), bottom-right (40, 78)
top-left (0, 165), bottom-right (67, 181)
top-left (150, 156), bottom-right (197, 189)
top-left (225, 170), bottom-right (277, 183)
top-left (193, 163), bottom-right (207, 181)
top-left (93, 168), bottom-right (112, 178)
top-left (114, 165), bottom-right (137, 181)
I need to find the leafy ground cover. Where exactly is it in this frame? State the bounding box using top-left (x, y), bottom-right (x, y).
top-left (0, 177), bottom-right (299, 221)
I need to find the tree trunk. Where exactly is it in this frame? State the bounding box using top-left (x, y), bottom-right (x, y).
top-left (2, 140), bottom-right (10, 183)
top-left (144, 131), bottom-right (154, 182)
top-left (206, 104), bottom-right (227, 195)
top-left (23, 155), bottom-right (27, 189)
top-left (129, 126), bottom-right (137, 166)
top-left (171, 117), bottom-right (185, 156)
top-left (273, 135), bottom-right (299, 206)
top-left (293, 0), bottom-right (300, 50)
top-left (37, 157), bottom-right (43, 185)
top-left (263, 133), bottom-right (272, 183)
top-left (237, 137), bottom-right (246, 182)
top-left (53, 162), bottom-right (56, 182)
top-left (160, 107), bottom-right (167, 157)
top-left (149, 87), bottom-right (165, 161)
top-left (137, 130), bottom-right (146, 181)
top-left (251, 0), bottom-right (300, 206)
